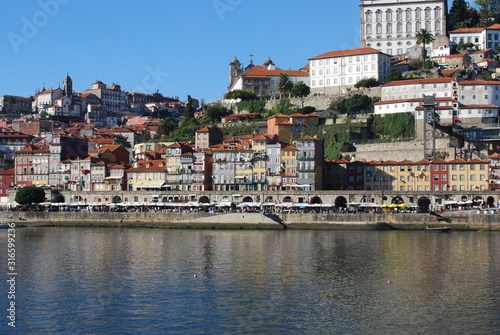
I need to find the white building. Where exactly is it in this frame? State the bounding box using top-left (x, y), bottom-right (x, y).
top-left (81, 81), bottom-right (128, 112)
top-left (449, 24), bottom-right (500, 51)
top-left (375, 78), bottom-right (500, 128)
top-left (308, 47), bottom-right (391, 94)
top-left (431, 44), bottom-right (451, 57)
top-left (359, 0), bottom-right (447, 56)
top-left (32, 88), bottom-right (63, 113)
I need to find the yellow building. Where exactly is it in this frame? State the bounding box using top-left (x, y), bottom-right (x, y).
top-left (448, 158), bottom-right (489, 191)
top-left (127, 159), bottom-right (166, 191)
top-left (280, 145), bottom-right (298, 189)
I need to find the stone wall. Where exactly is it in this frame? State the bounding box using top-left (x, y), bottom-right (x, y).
top-left (3, 211), bottom-right (500, 231)
top-left (341, 138), bottom-right (457, 161)
top-left (220, 88), bottom-right (381, 114)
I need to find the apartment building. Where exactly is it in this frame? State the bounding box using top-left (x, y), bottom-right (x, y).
top-left (325, 158), bottom-right (488, 191)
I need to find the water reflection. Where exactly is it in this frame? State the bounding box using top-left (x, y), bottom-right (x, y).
top-left (1, 228), bottom-right (499, 334)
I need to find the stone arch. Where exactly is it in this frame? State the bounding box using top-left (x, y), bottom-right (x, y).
top-left (112, 195), bottom-right (122, 203)
top-left (199, 196), bottom-right (210, 204)
top-left (487, 196), bottom-right (495, 208)
top-left (418, 197), bottom-right (431, 212)
top-left (310, 196), bottom-right (322, 204)
top-left (391, 196), bottom-right (404, 205)
top-left (242, 196), bottom-right (254, 203)
top-left (283, 196), bottom-right (293, 203)
top-left (461, 195), bottom-right (468, 202)
top-left (335, 196), bottom-right (347, 208)
top-left (264, 196), bottom-right (274, 203)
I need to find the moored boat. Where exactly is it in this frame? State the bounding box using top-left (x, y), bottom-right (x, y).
top-left (425, 226), bottom-right (452, 232)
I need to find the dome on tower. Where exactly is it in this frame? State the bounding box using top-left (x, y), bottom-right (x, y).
top-left (229, 56), bottom-right (241, 65)
top-left (263, 56), bottom-right (275, 67)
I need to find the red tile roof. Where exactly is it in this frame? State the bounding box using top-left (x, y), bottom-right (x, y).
top-left (309, 47), bottom-right (383, 60)
top-left (381, 77), bottom-right (456, 87)
top-left (242, 69), bottom-right (308, 78)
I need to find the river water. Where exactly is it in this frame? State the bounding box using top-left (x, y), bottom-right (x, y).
top-left (1, 227), bottom-right (499, 334)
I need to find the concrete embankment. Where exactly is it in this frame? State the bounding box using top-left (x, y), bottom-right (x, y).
top-left (0, 212), bottom-right (284, 229)
top-left (2, 210), bottom-right (500, 231)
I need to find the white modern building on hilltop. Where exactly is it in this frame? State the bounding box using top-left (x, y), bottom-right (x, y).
top-left (359, 0), bottom-right (447, 56)
top-left (308, 47), bottom-right (391, 94)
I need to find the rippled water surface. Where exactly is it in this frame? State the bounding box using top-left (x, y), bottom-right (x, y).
top-left (1, 227), bottom-right (500, 334)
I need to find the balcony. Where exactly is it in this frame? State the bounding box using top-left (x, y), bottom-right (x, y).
top-left (297, 166), bottom-right (315, 172)
top-left (297, 155), bottom-right (315, 161)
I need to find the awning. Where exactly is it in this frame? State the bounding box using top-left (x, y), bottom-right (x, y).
top-left (105, 176), bottom-right (123, 180)
top-left (148, 181), bottom-right (166, 189)
top-left (217, 201), bottom-right (233, 207)
top-left (359, 203), bottom-right (380, 207)
top-left (237, 202), bottom-right (262, 208)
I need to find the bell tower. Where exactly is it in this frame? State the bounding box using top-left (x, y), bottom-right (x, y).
top-left (63, 73), bottom-right (73, 97)
top-left (228, 56), bottom-right (242, 89)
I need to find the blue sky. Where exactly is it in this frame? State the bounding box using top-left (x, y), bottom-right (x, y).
top-left (0, 0), bottom-right (451, 103)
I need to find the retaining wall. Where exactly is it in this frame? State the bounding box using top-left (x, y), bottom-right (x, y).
top-left (3, 211), bottom-right (500, 231)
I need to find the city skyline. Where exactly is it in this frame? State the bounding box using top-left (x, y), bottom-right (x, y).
top-left (0, 0), bottom-right (363, 103)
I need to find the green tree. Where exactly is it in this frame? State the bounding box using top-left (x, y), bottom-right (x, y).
top-left (476, 0), bottom-right (500, 24)
top-left (183, 95), bottom-right (195, 119)
top-left (235, 100), bottom-right (266, 114)
top-left (15, 185), bottom-right (46, 205)
top-left (290, 81), bottom-right (310, 97)
top-left (336, 94), bottom-right (374, 115)
top-left (354, 77), bottom-right (378, 89)
top-left (449, 0), bottom-right (471, 30)
top-left (158, 117), bottom-right (175, 136)
top-left (201, 104), bottom-right (229, 124)
top-left (415, 29), bottom-right (435, 64)
top-left (297, 106), bottom-right (316, 115)
top-left (225, 89), bottom-right (257, 100)
top-left (276, 74), bottom-right (293, 98)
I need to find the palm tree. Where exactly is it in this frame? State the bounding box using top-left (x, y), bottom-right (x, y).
top-left (158, 117), bottom-right (175, 136)
top-left (276, 73), bottom-right (293, 98)
top-left (415, 29), bottom-right (435, 65)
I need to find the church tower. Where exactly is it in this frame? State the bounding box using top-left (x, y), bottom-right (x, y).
top-left (228, 56), bottom-right (242, 89)
top-left (63, 73), bottom-right (73, 97)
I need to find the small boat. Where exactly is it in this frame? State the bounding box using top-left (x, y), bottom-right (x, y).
top-left (425, 226), bottom-right (452, 233)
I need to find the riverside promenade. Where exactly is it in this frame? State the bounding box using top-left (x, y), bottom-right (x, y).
top-left (2, 210), bottom-right (500, 231)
